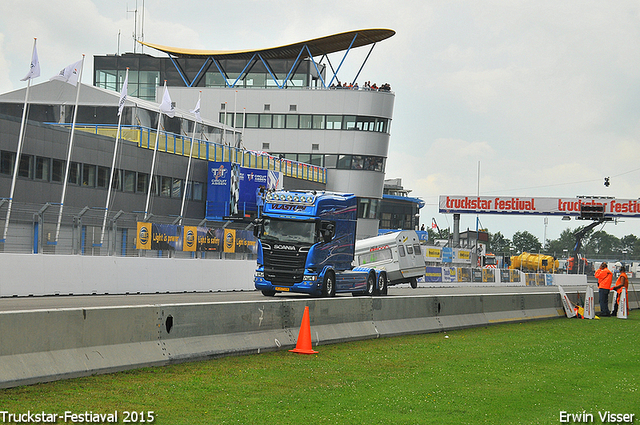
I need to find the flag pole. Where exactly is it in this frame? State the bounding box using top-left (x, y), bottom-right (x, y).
top-left (144, 80), bottom-right (168, 222)
top-left (3, 38), bottom-right (38, 243)
top-left (100, 68), bottom-right (129, 246)
top-left (179, 91), bottom-right (201, 225)
top-left (55, 54), bottom-right (85, 244)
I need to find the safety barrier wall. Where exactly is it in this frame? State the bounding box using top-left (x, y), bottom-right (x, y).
top-left (0, 255), bottom-right (592, 297)
top-left (2, 289), bottom-right (637, 388)
top-left (420, 267), bottom-right (588, 286)
top-left (0, 253), bottom-right (256, 297)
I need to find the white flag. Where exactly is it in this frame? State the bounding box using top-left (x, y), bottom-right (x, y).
top-left (159, 86), bottom-right (175, 118)
top-left (51, 60), bottom-right (82, 86)
top-left (21, 41), bottom-right (41, 81)
top-left (190, 98), bottom-right (202, 123)
top-left (118, 72), bottom-right (128, 117)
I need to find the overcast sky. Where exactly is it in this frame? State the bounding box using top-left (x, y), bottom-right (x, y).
top-left (2, 0), bottom-right (640, 246)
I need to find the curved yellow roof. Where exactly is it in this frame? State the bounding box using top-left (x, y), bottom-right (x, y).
top-left (139, 29), bottom-right (395, 60)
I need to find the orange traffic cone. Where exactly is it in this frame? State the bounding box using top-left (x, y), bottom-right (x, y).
top-left (289, 306), bottom-right (318, 355)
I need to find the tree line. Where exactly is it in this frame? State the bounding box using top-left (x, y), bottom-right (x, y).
top-left (427, 227), bottom-right (639, 261)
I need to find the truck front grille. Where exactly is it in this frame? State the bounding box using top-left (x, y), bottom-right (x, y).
top-left (263, 248), bottom-right (306, 285)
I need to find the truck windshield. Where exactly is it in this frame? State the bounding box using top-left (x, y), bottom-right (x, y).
top-left (261, 218), bottom-right (316, 245)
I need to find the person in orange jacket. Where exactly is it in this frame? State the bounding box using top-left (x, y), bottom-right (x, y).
top-left (595, 262), bottom-right (613, 316)
top-left (611, 264), bottom-right (629, 316)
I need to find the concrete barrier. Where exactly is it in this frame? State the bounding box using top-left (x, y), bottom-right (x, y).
top-left (0, 254), bottom-right (256, 296)
top-left (5, 287), bottom-right (637, 389)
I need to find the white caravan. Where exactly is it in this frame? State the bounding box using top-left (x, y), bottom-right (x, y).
top-left (354, 230), bottom-right (426, 289)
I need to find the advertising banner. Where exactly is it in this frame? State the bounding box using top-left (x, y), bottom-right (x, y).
top-left (439, 195), bottom-right (640, 218)
top-left (500, 269), bottom-right (511, 283)
top-left (442, 247), bottom-right (453, 264)
top-left (426, 248), bottom-right (442, 260)
top-left (151, 224), bottom-right (182, 251)
top-left (457, 268), bottom-right (471, 282)
top-left (207, 162), bottom-right (232, 220)
top-left (457, 249), bottom-right (471, 263)
top-left (134, 223), bottom-right (257, 253)
top-left (443, 267), bottom-right (456, 282)
top-left (183, 226), bottom-right (197, 252)
top-left (223, 229), bottom-right (236, 253)
top-left (424, 267), bottom-right (443, 282)
top-left (207, 162), bottom-right (282, 220)
top-left (136, 222), bottom-right (151, 250)
top-left (509, 269), bottom-right (520, 282)
top-left (482, 268), bottom-right (495, 283)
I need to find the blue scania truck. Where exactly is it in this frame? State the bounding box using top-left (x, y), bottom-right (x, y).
top-left (253, 190), bottom-right (387, 297)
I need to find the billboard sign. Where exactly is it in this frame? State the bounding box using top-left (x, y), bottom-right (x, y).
top-left (439, 195), bottom-right (640, 218)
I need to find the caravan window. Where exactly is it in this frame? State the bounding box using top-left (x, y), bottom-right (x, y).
top-left (406, 245), bottom-right (414, 255)
top-left (358, 248), bottom-right (392, 265)
top-left (398, 245), bottom-right (406, 257)
top-left (414, 244), bottom-right (422, 255)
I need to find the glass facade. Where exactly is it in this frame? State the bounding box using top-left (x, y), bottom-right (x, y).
top-left (0, 150), bottom-right (205, 202)
top-left (226, 112), bottom-right (389, 134)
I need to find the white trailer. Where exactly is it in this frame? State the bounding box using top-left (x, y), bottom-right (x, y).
top-left (354, 230), bottom-right (426, 289)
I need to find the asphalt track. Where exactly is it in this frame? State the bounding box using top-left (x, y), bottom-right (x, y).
top-left (0, 284), bottom-right (598, 312)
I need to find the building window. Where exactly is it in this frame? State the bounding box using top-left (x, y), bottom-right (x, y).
top-left (172, 178), bottom-right (182, 198)
top-left (312, 115), bottom-right (325, 129)
top-left (289, 105), bottom-right (297, 112)
top-left (51, 159), bottom-right (64, 183)
top-left (262, 143), bottom-right (270, 150)
top-left (326, 115), bottom-right (342, 130)
top-left (299, 115), bottom-right (312, 129)
top-left (343, 115), bottom-right (357, 130)
top-left (272, 114), bottom-right (285, 129)
top-left (123, 170), bottom-right (135, 192)
top-left (0, 151), bottom-right (14, 175)
top-left (311, 144), bottom-right (319, 151)
top-left (285, 115), bottom-right (298, 129)
top-left (220, 103), bottom-right (226, 110)
top-left (264, 104), bottom-right (270, 111)
top-left (245, 114), bottom-right (259, 128)
top-left (358, 198), bottom-right (380, 220)
top-left (18, 155), bottom-right (33, 179)
top-left (324, 155), bottom-right (338, 168)
top-left (259, 114), bottom-right (271, 129)
top-left (137, 172), bottom-right (149, 193)
top-left (161, 176), bottom-right (172, 197)
top-left (111, 169), bottom-right (122, 191)
top-left (337, 155), bottom-right (351, 169)
top-left (67, 162), bottom-right (80, 185)
top-left (310, 154), bottom-right (323, 166)
top-left (192, 181), bottom-right (203, 201)
top-left (35, 157), bottom-right (50, 181)
top-left (97, 166), bottom-right (109, 188)
top-left (82, 164), bottom-right (96, 187)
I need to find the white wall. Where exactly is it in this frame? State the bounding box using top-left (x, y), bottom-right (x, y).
top-left (0, 254), bottom-right (256, 297)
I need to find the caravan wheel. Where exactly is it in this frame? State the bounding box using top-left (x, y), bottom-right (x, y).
top-left (410, 278), bottom-right (418, 289)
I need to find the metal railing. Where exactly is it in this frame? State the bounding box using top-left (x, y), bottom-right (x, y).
top-left (45, 123), bottom-right (327, 184)
top-left (0, 200), bottom-right (256, 259)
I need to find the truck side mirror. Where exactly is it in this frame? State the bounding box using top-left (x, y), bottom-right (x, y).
top-left (319, 221), bottom-right (335, 243)
top-left (252, 218), bottom-right (263, 238)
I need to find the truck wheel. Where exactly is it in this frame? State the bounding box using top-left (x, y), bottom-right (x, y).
top-left (322, 272), bottom-right (336, 297)
top-left (410, 278), bottom-right (418, 289)
top-left (365, 273), bottom-right (375, 296)
top-left (261, 290), bottom-right (276, 297)
top-left (376, 273), bottom-right (387, 296)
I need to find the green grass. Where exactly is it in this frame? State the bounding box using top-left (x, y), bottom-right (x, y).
top-left (1, 312), bottom-right (638, 425)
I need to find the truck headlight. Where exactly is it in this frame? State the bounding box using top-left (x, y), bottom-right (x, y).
top-left (255, 271), bottom-right (264, 278)
top-left (303, 275), bottom-right (317, 281)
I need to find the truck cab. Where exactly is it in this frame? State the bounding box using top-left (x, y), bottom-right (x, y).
top-left (253, 191), bottom-right (386, 297)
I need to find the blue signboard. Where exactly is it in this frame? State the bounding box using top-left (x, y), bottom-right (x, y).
top-left (207, 162), bottom-right (282, 220)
